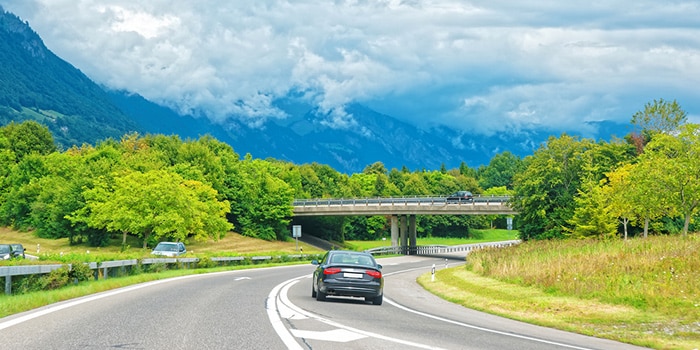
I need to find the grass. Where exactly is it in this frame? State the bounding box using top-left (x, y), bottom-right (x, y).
top-left (0, 227), bottom-right (325, 263)
top-left (418, 234), bottom-right (700, 350)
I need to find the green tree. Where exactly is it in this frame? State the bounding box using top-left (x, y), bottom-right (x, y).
top-left (567, 179), bottom-right (617, 239)
top-left (639, 123), bottom-right (700, 236)
top-left (602, 163), bottom-right (637, 239)
top-left (512, 134), bottom-right (593, 240)
top-left (72, 169), bottom-right (231, 248)
top-left (478, 151), bottom-right (523, 190)
top-left (631, 98), bottom-right (688, 136)
top-left (0, 121), bottom-right (56, 161)
top-left (227, 156), bottom-right (294, 240)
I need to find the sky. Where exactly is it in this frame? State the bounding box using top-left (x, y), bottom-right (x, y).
top-left (3, 1), bottom-right (699, 138)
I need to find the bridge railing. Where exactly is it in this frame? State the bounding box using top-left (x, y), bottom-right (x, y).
top-left (293, 195), bottom-right (511, 207)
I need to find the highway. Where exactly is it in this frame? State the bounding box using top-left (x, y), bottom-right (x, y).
top-left (0, 255), bottom-right (648, 350)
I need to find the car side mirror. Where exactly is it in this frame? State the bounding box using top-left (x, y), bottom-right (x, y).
top-left (311, 259), bottom-right (319, 265)
top-left (377, 264), bottom-right (382, 269)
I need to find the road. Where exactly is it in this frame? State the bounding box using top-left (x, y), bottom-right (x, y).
top-left (0, 256), bottom-right (649, 350)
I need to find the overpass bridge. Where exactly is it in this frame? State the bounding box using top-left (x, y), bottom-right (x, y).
top-left (292, 196), bottom-right (517, 255)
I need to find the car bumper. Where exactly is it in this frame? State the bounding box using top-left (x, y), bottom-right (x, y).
top-left (319, 280), bottom-right (382, 298)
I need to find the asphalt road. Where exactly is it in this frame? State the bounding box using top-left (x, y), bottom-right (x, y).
top-left (0, 256), bottom-right (650, 350)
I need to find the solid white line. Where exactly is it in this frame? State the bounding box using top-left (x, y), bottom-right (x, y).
top-left (383, 290), bottom-right (596, 350)
top-left (0, 273), bottom-right (207, 331)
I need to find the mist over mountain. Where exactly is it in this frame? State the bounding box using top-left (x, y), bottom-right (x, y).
top-left (1, 7), bottom-right (631, 173)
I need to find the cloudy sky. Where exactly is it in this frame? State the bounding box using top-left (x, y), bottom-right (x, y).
top-left (3, 1), bottom-right (699, 137)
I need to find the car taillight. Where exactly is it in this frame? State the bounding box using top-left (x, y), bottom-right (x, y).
top-left (323, 267), bottom-right (341, 275)
top-left (366, 270), bottom-right (382, 279)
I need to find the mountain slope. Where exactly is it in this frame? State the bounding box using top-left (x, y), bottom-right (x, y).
top-left (0, 7), bottom-right (141, 148)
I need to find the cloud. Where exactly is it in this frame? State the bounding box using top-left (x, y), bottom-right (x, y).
top-left (3, 0), bottom-right (699, 135)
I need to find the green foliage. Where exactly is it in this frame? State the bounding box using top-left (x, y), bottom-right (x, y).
top-left (566, 180), bottom-right (618, 239)
top-left (631, 98), bottom-right (687, 136)
top-left (512, 134), bottom-right (592, 240)
top-left (477, 151), bottom-right (523, 190)
top-left (637, 123), bottom-right (700, 235)
top-left (1, 99), bottom-right (698, 247)
top-left (40, 265), bottom-right (71, 290)
top-left (69, 262), bottom-right (95, 282)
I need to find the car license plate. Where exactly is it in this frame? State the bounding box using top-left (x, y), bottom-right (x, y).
top-left (344, 272), bottom-right (363, 279)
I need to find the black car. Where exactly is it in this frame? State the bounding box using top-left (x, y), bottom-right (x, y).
top-left (311, 250), bottom-right (384, 305)
top-left (446, 190), bottom-right (474, 202)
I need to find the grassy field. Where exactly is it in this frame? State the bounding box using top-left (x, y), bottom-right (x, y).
top-left (419, 234), bottom-right (700, 350)
top-left (0, 227), bottom-right (326, 262)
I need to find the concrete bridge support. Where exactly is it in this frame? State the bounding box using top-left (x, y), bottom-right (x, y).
top-left (391, 215), bottom-right (399, 248)
top-left (392, 214), bottom-right (417, 255)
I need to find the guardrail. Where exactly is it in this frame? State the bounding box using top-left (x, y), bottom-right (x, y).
top-left (1, 254), bottom-right (309, 295)
top-left (366, 240), bottom-right (521, 256)
top-left (1, 240), bottom-right (520, 295)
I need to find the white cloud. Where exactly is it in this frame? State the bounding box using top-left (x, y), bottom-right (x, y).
top-left (3, 0), bottom-right (699, 135)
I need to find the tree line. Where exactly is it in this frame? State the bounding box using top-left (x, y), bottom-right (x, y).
top-left (0, 99), bottom-right (696, 247)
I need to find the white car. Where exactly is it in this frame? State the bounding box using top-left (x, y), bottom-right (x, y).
top-left (151, 242), bottom-right (186, 257)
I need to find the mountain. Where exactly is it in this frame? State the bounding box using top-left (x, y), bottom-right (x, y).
top-left (106, 90), bottom-right (546, 172)
top-left (0, 7), bottom-right (141, 148)
top-left (1, 7), bottom-right (631, 173)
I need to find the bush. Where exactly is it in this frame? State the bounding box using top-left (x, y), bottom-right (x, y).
top-left (40, 266), bottom-right (71, 290)
top-left (69, 262), bottom-right (94, 282)
top-left (197, 256), bottom-right (216, 269)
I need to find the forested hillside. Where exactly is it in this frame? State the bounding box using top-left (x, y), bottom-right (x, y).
top-left (0, 8), bottom-right (140, 149)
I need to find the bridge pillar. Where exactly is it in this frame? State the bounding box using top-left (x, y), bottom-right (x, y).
top-left (390, 215), bottom-right (399, 248)
top-left (400, 215), bottom-right (408, 255)
top-left (409, 215), bottom-right (417, 255)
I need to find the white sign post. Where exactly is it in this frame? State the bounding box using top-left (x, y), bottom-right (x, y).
top-left (292, 225), bottom-right (302, 252)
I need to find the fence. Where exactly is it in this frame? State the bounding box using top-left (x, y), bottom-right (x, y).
top-left (365, 240), bottom-right (521, 256)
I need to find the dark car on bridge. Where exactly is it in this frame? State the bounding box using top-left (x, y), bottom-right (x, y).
top-left (311, 250), bottom-right (384, 305)
top-left (446, 190), bottom-right (474, 202)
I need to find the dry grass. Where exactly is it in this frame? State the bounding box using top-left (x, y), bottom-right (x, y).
top-left (0, 227), bottom-right (324, 259)
top-left (420, 234), bottom-right (700, 350)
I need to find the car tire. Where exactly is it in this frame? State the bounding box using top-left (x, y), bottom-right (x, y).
top-left (315, 288), bottom-right (326, 301)
top-left (311, 284), bottom-right (317, 298)
top-left (370, 294), bottom-right (383, 305)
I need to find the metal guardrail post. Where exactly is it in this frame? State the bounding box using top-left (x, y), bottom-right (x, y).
top-left (4, 272), bottom-right (10, 295)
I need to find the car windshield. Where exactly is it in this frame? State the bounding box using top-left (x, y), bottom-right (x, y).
top-left (0, 245), bottom-right (10, 254)
top-left (154, 243), bottom-right (178, 252)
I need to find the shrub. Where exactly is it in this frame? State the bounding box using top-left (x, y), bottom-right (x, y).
top-left (40, 266), bottom-right (71, 290)
top-left (197, 256), bottom-right (216, 269)
top-left (69, 262), bottom-right (94, 282)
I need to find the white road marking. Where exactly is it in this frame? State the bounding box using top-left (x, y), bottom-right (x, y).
top-left (0, 272), bottom-right (244, 331)
top-left (290, 329), bottom-right (367, 342)
top-left (267, 276), bottom-right (447, 349)
top-left (266, 277), bottom-right (305, 350)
